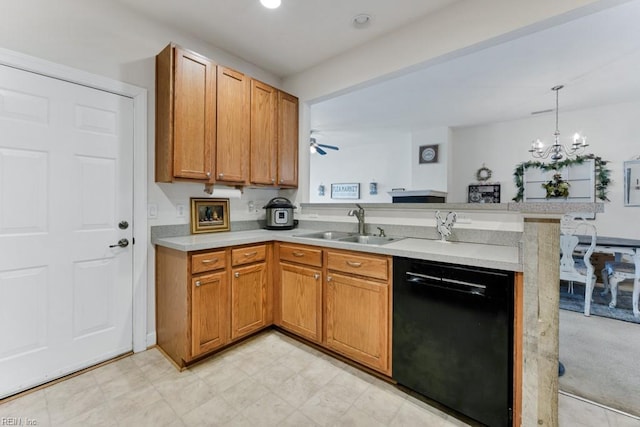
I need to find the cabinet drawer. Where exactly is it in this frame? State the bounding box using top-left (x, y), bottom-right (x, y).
top-left (279, 244), bottom-right (322, 267)
top-left (231, 244), bottom-right (267, 266)
top-left (327, 250), bottom-right (389, 281)
top-left (191, 250), bottom-right (226, 274)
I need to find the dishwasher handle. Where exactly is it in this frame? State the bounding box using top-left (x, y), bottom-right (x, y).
top-left (406, 272), bottom-right (487, 297)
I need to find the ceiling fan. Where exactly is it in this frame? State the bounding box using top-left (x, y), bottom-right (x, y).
top-left (309, 131), bottom-right (339, 155)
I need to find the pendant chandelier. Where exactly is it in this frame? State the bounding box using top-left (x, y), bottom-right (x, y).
top-left (528, 85), bottom-right (588, 162)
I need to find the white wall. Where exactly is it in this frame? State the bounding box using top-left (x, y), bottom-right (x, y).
top-left (0, 0), bottom-right (283, 343)
top-left (309, 131), bottom-right (411, 203)
top-left (451, 100), bottom-right (640, 239)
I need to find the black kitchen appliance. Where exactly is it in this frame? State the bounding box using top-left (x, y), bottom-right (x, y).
top-left (393, 257), bottom-right (514, 427)
top-left (263, 197), bottom-right (296, 230)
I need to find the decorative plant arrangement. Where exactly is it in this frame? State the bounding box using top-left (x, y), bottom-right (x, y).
top-left (512, 154), bottom-right (611, 202)
top-left (542, 173), bottom-right (570, 198)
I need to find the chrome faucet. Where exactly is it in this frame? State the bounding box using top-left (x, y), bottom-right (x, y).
top-left (348, 204), bottom-right (366, 235)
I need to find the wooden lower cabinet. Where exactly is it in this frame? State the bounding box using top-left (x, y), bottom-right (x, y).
top-left (278, 262), bottom-right (322, 343)
top-left (325, 272), bottom-right (390, 375)
top-left (231, 262), bottom-right (268, 340)
top-left (156, 244), bottom-right (271, 367)
top-left (192, 271), bottom-right (228, 357)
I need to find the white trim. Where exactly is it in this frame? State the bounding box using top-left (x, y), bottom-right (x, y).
top-left (0, 47), bottom-right (148, 354)
top-left (146, 332), bottom-right (157, 348)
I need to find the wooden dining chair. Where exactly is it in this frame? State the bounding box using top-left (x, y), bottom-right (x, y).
top-left (560, 215), bottom-right (597, 316)
top-left (602, 261), bottom-right (640, 317)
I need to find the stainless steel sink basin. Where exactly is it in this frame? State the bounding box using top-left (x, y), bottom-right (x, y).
top-left (337, 235), bottom-right (403, 245)
top-left (294, 231), bottom-right (357, 240)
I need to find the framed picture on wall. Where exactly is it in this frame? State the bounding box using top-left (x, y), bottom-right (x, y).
top-left (331, 183), bottom-right (360, 199)
top-left (190, 198), bottom-right (230, 234)
top-left (419, 145), bottom-right (439, 164)
top-left (468, 184), bottom-right (501, 203)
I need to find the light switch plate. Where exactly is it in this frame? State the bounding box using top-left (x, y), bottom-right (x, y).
top-left (147, 204), bottom-right (158, 219)
top-left (176, 204), bottom-right (186, 218)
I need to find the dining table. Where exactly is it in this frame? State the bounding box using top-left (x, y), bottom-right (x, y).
top-left (578, 235), bottom-right (640, 317)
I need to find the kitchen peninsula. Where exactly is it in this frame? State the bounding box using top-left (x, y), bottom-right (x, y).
top-left (153, 202), bottom-right (603, 427)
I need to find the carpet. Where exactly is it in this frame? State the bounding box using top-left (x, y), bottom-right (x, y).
top-left (559, 281), bottom-right (639, 324)
top-left (559, 309), bottom-right (640, 417)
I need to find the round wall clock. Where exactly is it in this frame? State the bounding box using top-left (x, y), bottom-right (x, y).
top-left (419, 145), bottom-right (439, 164)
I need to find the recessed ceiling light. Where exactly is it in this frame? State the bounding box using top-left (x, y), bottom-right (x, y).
top-left (352, 14), bottom-right (372, 29)
top-left (260, 0), bottom-right (281, 9)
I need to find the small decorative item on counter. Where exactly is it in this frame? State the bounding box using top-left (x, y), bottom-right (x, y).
top-left (318, 184), bottom-right (325, 196)
top-left (543, 173), bottom-right (570, 198)
top-left (435, 210), bottom-right (457, 242)
top-left (369, 181), bottom-right (378, 195)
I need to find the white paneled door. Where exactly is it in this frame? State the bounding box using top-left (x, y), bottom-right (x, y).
top-left (0, 64), bottom-right (134, 398)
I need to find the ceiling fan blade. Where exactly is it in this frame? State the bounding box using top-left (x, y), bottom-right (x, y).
top-left (315, 146), bottom-right (327, 155)
top-left (317, 143), bottom-right (339, 151)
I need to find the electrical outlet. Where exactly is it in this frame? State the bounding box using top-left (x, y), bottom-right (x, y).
top-left (147, 204), bottom-right (158, 219)
top-left (176, 204), bottom-right (186, 218)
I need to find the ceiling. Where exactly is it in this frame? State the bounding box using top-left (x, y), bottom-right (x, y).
top-left (114, 0), bottom-right (640, 134)
top-left (114, 0), bottom-right (458, 77)
top-left (310, 0), bottom-right (640, 133)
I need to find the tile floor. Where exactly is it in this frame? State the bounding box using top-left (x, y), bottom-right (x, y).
top-left (1, 330), bottom-right (639, 427)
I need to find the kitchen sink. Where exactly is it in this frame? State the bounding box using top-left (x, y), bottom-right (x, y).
top-left (337, 235), bottom-right (404, 245)
top-left (294, 231), bottom-right (357, 240)
top-left (295, 231), bottom-right (403, 245)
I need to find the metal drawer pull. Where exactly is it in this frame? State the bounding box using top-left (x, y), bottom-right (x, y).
top-left (314, 273), bottom-right (320, 280)
top-left (195, 280), bottom-right (201, 287)
top-left (244, 251), bottom-right (258, 257)
top-left (346, 261), bottom-right (362, 267)
top-left (292, 251), bottom-right (305, 257)
top-left (234, 272), bottom-right (240, 278)
top-left (327, 276), bottom-right (332, 282)
top-left (201, 258), bottom-right (218, 264)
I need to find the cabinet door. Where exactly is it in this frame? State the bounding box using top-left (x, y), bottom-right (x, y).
top-left (279, 263), bottom-right (322, 343)
top-left (173, 47), bottom-right (216, 182)
top-left (191, 271), bottom-right (228, 358)
top-left (231, 263), bottom-right (267, 340)
top-left (250, 80), bottom-right (277, 185)
top-left (216, 66), bottom-right (249, 184)
top-left (277, 91), bottom-right (298, 187)
top-left (325, 272), bottom-right (390, 374)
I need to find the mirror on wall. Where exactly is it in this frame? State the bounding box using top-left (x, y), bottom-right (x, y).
top-left (624, 160), bottom-right (640, 206)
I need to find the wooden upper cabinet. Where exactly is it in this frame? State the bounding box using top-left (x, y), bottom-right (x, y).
top-left (250, 80), bottom-right (278, 185)
top-left (216, 66), bottom-right (250, 184)
top-left (277, 91), bottom-right (299, 187)
top-left (156, 44), bottom-right (216, 183)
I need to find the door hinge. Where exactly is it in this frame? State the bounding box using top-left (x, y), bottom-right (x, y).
top-left (132, 237), bottom-right (135, 245)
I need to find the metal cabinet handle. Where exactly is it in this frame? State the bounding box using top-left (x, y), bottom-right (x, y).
top-left (201, 258), bottom-right (218, 264)
top-left (109, 238), bottom-right (129, 248)
top-left (234, 272), bottom-right (240, 278)
top-left (346, 261), bottom-right (362, 268)
top-left (271, 178), bottom-right (275, 183)
top-left (327, 276), bottom-right (332, 282)
top-left (244, 251), bottom-right (258, 258)
top-left (314, 273), bottom-right (320, 280)
top-left (206, 171), bottom-right (211, 177)
top-left (292, 251), bottom-right (305, 257)
top-left (218, 173), bottom-right (224, 178)
top-left (279, 179), bottom-right (284, 184)
top-left (195, 280), bottom-right (201, 287)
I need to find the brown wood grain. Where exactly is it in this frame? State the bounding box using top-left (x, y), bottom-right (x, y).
top-left (231, 262), bottom-right (268, 340)
top-left (191, 271), bottom-right (228, 357)
top-left (279, 262), bottom-right (322, 343)
top-left (279, 243), bottom-right (322, 267)
top-left (326, 250), bottom-right (389, 280)
top-left (277, 91), bottom-right (299, 187)
top-left (231, 244), bottom-right (267, 267)
top-left (250, 79), bottom-right (277, 185)
top-left (191, 249), bottom-right (226, 274)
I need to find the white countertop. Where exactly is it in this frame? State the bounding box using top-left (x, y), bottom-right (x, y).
top-left (152, 228), bottom-right (522, 272)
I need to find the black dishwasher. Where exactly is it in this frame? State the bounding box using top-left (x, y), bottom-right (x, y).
top-left (393, 257), bottom-right (514, 427)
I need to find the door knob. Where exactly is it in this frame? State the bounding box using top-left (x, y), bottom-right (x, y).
top-left (109, 238), bottom-right (129, 248)
top-left (118, 221), bottom-right (129, 230)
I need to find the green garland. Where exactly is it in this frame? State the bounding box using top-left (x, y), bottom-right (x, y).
top-left (512, 154), bottom-right (610, 202)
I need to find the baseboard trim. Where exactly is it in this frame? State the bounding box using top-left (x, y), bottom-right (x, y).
top-left (559, 390), bottom-right (640, 420)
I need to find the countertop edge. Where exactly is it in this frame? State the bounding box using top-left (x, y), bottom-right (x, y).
top-left (152, 229), bottom-right (522, 272)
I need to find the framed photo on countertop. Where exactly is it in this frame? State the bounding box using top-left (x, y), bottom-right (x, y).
top-left (190, 198), bottom-right (230, 234)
